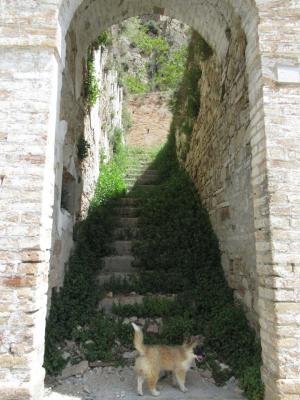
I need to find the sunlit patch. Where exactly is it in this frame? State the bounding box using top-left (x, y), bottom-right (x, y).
top-left (44, 390), bottom-right (82, 400)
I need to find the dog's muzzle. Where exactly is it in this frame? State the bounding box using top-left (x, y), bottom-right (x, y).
top-left (194, 345), bottom-right (205, 362)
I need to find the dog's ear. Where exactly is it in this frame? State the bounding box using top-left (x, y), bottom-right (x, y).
top-left (183, 336), bottom-right (192, 346)
top-left (184, 335), bottom-right (204, 348)
top-left (194, 335), bottom-right (205, 346)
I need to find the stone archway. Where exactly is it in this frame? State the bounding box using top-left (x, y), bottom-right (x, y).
top-left (0, 1), bottom-right (299, 399)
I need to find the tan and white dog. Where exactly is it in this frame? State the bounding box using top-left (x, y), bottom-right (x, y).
top-left (131, 322), bottom-right (204, 396)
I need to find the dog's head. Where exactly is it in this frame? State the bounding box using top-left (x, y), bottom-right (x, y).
top-left (184, 335), bottom-right (205, 362)
top-left (193, 344), bottom-right (205, 362)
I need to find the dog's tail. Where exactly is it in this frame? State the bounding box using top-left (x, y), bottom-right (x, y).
top-left (132, 322), bottom-right (145, 355)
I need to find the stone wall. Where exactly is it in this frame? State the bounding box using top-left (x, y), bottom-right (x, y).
top-left (126, 92), bottom-right (172, 148)
top-left (181, 18), bottom-right (258, 328)
top-left (48, 43), bottom-right (123, 304)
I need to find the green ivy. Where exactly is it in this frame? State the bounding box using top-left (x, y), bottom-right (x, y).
top-left (130, 134), bottom-right (264, 400)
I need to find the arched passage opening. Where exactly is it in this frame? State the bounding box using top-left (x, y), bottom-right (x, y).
top-left (1, 1), bottom-right (299, 400)
top-left (55, 0), bottom-right (260, 305)
top-left (48, 0), bottom-right (264, 396)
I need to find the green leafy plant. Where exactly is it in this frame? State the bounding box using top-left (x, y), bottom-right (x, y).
top-left (122, 75), bottom-right (149, 94)
top-left (154, 46), bottom-right (188, 90)
top-left (94, 31), bottom-right (113, 49)
top-left (84, 48), bottom-right (101, 108)
top-left (143, 19), bottom-right (159, 35)
top-left (77, 135), bottom-right (90, 160)
top-left (112, 127), bottom-right (123, 154)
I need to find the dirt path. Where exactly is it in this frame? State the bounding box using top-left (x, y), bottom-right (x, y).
top-left (45, 366), bottom-right (244, 400)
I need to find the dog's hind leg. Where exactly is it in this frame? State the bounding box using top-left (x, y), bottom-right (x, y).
top-left (147, 372), bottom-right (160, 396)
top-left (171, 372), bottom-right (177, 387)
top-left (137, 375), bottom-right (145, 396)
top-left (174, 369), bottom-right (188, 393)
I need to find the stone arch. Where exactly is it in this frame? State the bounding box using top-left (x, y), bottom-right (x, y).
top-left (0, 1), bottom-right (299, 400)
top-left (57, 0), bottom-right (259, 97)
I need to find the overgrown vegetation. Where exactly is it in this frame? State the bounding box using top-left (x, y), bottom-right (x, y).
top-left (93, 31), bottom-right (112, 49)
top-left (84, 30), bottom-right (113, 108)
top-left (122, 75), bottom-right (149, 94)
top-left (44, 140), bottom-right (129, 375)
top-left (84, 48), bottom-right (101, 108)
top-left (127, 138), bottom-right (263, 399)
top-left (118, 16), bottom-right (188, 93)
top-left (45, 139), bottom-right (263, 399)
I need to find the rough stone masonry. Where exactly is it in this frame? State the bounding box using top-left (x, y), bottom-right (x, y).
top-left (0, 0), bottom-right (299, 399)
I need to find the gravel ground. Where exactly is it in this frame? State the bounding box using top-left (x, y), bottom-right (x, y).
top-left (44, 366), bottom-right (245, 400)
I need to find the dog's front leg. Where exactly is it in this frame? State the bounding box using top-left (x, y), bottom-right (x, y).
top-left (147, 374), bottom-right (160, 396)
top-left (137, 376), bottom-right (145, 396)
top-left (174, 369), bottom-right (188, 393)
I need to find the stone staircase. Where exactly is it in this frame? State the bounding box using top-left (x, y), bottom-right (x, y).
top-left (97, 151), bottom-right (158, 297)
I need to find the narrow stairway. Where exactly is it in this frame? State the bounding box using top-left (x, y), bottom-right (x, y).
top-left (45, 149), bottom-right (245, 400)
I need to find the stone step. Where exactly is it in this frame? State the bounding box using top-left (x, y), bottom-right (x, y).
top-left (128, 160), bottom-right (153, 167)
top-left (126, 166), bottom-right (153, 174)
top-left (112, 217), bottom-right (140, 227)
top-left (128, 154), bottom-right (153, 160)
top-left (132, 184), bottom-right (158, 191)
top-left (125, 175), bottom-right (159, 185)
top-left (113, 207), bottom-right (139, 217)
top-left (125, 169), bottom-right (158, 177)
top-left (98, 294), bottom-right (144, 313)
top-left (97, 272), bottom-right (134, 286)
top-left (98, 293), bottom-right (176, 313)
top-left (112, 227), bottom-right (141, 240)
top-left (114, 197), bottom-right (139, 206)
top-left (109, 240), bottom-right (133, 255)
top-left (101, 255), bottom-right (136, 273)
